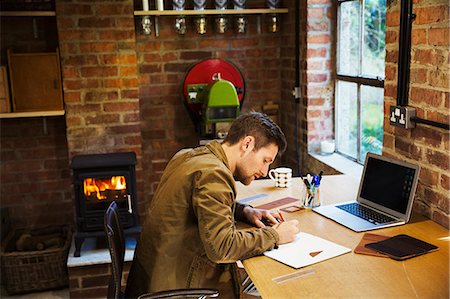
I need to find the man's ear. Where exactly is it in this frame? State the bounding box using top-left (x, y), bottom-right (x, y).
top-left (241, 136), bottom-right (255, 152)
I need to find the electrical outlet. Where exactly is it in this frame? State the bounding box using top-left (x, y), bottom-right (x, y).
top-left (389, 106), bottom-right (416, 129)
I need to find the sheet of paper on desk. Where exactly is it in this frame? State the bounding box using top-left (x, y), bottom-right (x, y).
top-left (264, 232), bottom-right (351, 269)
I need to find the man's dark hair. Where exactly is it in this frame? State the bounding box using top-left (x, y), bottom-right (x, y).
top-left (223, 111), bottom-right (287, 155)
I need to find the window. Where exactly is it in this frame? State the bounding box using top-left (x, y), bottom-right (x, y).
top-left (335, 0), bottom-right (386, 164)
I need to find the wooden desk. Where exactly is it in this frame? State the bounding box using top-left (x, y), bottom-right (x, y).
top-left (237, 176), bottom-right (449, 298)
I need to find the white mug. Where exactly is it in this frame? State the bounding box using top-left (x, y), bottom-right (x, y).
top-left (268, 167), bottom-right (292, 188)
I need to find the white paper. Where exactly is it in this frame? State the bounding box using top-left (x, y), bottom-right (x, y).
top-left (264, 232), bottom-right (351, 269)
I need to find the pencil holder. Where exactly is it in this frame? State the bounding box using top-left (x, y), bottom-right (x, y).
top-left (304, 187), bottom-right (320, 208)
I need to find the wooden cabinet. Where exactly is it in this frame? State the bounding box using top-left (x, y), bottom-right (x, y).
top-left (0, 9), bottom-right (64, 118)
top-left (0, 66), bottom-right (11, 113)
top-left (7, 49), bottom-right (63, 112)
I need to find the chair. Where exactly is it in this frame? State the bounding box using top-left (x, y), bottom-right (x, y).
top-left (104, 201), bottom-right (219, 299)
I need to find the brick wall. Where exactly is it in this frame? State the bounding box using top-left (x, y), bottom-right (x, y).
top-left (135, 1), bottom-right (286, 207)
top-left (56, 1), bottom-right (145, 214)
top-left (279, 0), bottom-right (337, 175)
top-left (304, 0), bottom-right (335, 154)
top-left (0, 117), bottom-right (72, 229)
top-left (384, 0), bottom-right (449, 228)
top-left (69, 261), bottom-right (131, 298)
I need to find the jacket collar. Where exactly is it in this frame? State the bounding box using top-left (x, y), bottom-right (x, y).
top-left (205, 140), bottom-right (230, 170)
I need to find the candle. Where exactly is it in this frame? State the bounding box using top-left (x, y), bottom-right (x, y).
top-left (142, 0), bottom-right (149, 10)
top-left (320, 140), bottom-right (335, 154)
top-left (156, 0), bottom-right (164, 11)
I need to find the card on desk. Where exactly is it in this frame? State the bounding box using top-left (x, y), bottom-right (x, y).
top-left (254, 197), bottom-right (299, 210)
top-left (354, 233), bottom-right (390, 257)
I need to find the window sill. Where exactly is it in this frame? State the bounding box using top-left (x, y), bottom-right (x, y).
top-left (310, 153), bottom-right (363, 181)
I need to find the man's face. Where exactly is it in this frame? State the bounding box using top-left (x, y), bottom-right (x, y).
top-left (234, 142), bottom-right (279, 185)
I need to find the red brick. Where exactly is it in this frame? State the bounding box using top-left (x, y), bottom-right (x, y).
top-left (409, 87), bottom-right (444, 107)
top-left (307, 34), bottom-right (331, 44)
top-left (431, 210), bottom-right (449, 230)
top-left (85, 114), bottom-right (121, 125)
top-left (180, 51), bottom-right (213, 60)
top-left (70, 287), bottom-right (108, 299)
top-left (120, 88), bottom-right (139, 98)
top-left (104, 101), bottom-right (139, 112)
top-left (84, 90), bottom-right (119, 102)
top-left (410, 67), bottom-right (428, 84)
top-left (307, 73), bottom-right (328, 83)
top-left (79, 17), bottom-right (115, 28)
top-left (119, 66), bottom-right (137, 76)
top-left (198, 39), bottom-right (230, 49)
top-left (108, 124), bottom-right (141, 135)
top-left (139, 64), bottom-right (162, 73)
top-left (99, 30), bottom-right (135, 41)
top-left (441, 174), bottom-right (450, 191)
top-left (81, 274), bottom-right (111, 288)
top-left (429, 27), bottom-right (450, 46)
top-left (58, 3), bottom-right (93, 15)
top-left (426, 149), bottom-right (449, 170)
top-left (385, 30), bottom-right (398, 44)
top-left (412, 48), bottom-right (434, 65)
top-left (121, 78), bottom-right (139, 88)
top-left (96, 3), bottom-right (132, 15)
top-left (415, 6), bottom-right (448, 25)
top-left (103, 78), bottom-right (122, 88)
top-left (308, 7), bottom-right (325, 19)
top-left (80, 66), bottom-right (118, 77)
top-left (307, 47), bottom-right (327, 58)
top-left (419, 167), bottom-right (440, 187)
top-left (307, 21), bottom-right (329, 32)
top-left (386, 10), bottom-right (400, 27)
top-left (429, 69), bottom-right (449, 88)
top-left (411, 28), bottom-right (427, 45)
top-left (80, 42), bottom-right (118, 53)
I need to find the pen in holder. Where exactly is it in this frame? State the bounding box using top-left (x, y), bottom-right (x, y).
top-left (302, 172), bottom-right (322, 208)
top-left (304, 186), bottom-right (320, 208)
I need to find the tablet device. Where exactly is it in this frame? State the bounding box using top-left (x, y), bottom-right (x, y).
top-left (365, 234), bottom-right (439, 260)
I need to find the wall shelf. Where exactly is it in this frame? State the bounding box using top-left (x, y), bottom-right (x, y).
top-left (134, 8), bottom-right (288, 16)
top-left (0, 11), bottom-right (56, 17)
top-left (0, 110), bottom-right (65, 119)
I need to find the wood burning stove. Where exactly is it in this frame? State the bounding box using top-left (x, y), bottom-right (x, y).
top-left (71, 152), bottom-right (141, 257)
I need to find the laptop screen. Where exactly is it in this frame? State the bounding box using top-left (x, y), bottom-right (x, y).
top-left (359, 154), bottom-right (419, 214)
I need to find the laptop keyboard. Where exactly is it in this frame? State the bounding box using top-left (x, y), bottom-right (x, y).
top-left (337, 203), bottom-right (396, 225)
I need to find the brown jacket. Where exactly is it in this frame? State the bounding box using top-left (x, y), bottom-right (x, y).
top-left (125, 141), bottom-right (279, 298)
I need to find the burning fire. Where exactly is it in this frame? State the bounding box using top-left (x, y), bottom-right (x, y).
top-left (83, 176), bottom-right (126, 200)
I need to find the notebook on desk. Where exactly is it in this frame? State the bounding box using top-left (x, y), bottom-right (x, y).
top-left (313, 153), bottom-right (420, 232)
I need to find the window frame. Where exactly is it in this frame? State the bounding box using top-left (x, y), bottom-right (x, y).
top-left (335, 0), bottom-right (385, 163)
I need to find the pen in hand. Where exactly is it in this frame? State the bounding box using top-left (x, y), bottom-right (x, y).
top-left (277, 209), bottom-right (285, 222)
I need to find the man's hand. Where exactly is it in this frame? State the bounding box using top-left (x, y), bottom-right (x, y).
top-left (273, 220), bottom-right (299, 244)
top-left (242, 206), bottom-right (279, 228)
top-left (242, 206), bottom-right (299, 244)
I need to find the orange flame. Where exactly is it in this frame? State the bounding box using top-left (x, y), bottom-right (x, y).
top-left (83, 176), bottom-right (126, 200)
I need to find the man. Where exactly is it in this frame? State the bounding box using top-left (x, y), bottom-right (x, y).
top-left (126, 112), bottom-right (299, 298)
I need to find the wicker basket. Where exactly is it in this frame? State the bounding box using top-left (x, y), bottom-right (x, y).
top-left (1, 225), bottom-right (72, 294)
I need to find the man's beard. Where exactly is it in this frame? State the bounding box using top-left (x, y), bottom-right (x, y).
top-left (234, 168), bottom-right (254, 186)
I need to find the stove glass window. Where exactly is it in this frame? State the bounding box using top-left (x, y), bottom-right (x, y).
top-left (83, 176), bottom-right (127, 202)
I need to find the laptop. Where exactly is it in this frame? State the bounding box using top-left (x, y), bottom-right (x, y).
top-left (313, 153), bottom-right (420, 232)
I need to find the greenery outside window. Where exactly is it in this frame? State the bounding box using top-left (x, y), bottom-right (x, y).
top-left (335, 0), bottom-right (386, 164)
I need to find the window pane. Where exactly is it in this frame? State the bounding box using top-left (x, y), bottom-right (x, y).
top-left (360, 85), bottom-right (384, 162)
top-left (338, 0), bottom-right (360, 76)
top-left (362, 0), bottom-right (386, 78)
top-left (336, 80), bottom-right (358, 159)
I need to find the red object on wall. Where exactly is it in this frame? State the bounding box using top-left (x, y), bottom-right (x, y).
top-left (183, 59), bottom-right (245, 116)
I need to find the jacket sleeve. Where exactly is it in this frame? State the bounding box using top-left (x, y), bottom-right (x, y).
top-left (192, 168), bottom-right (279, 264)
